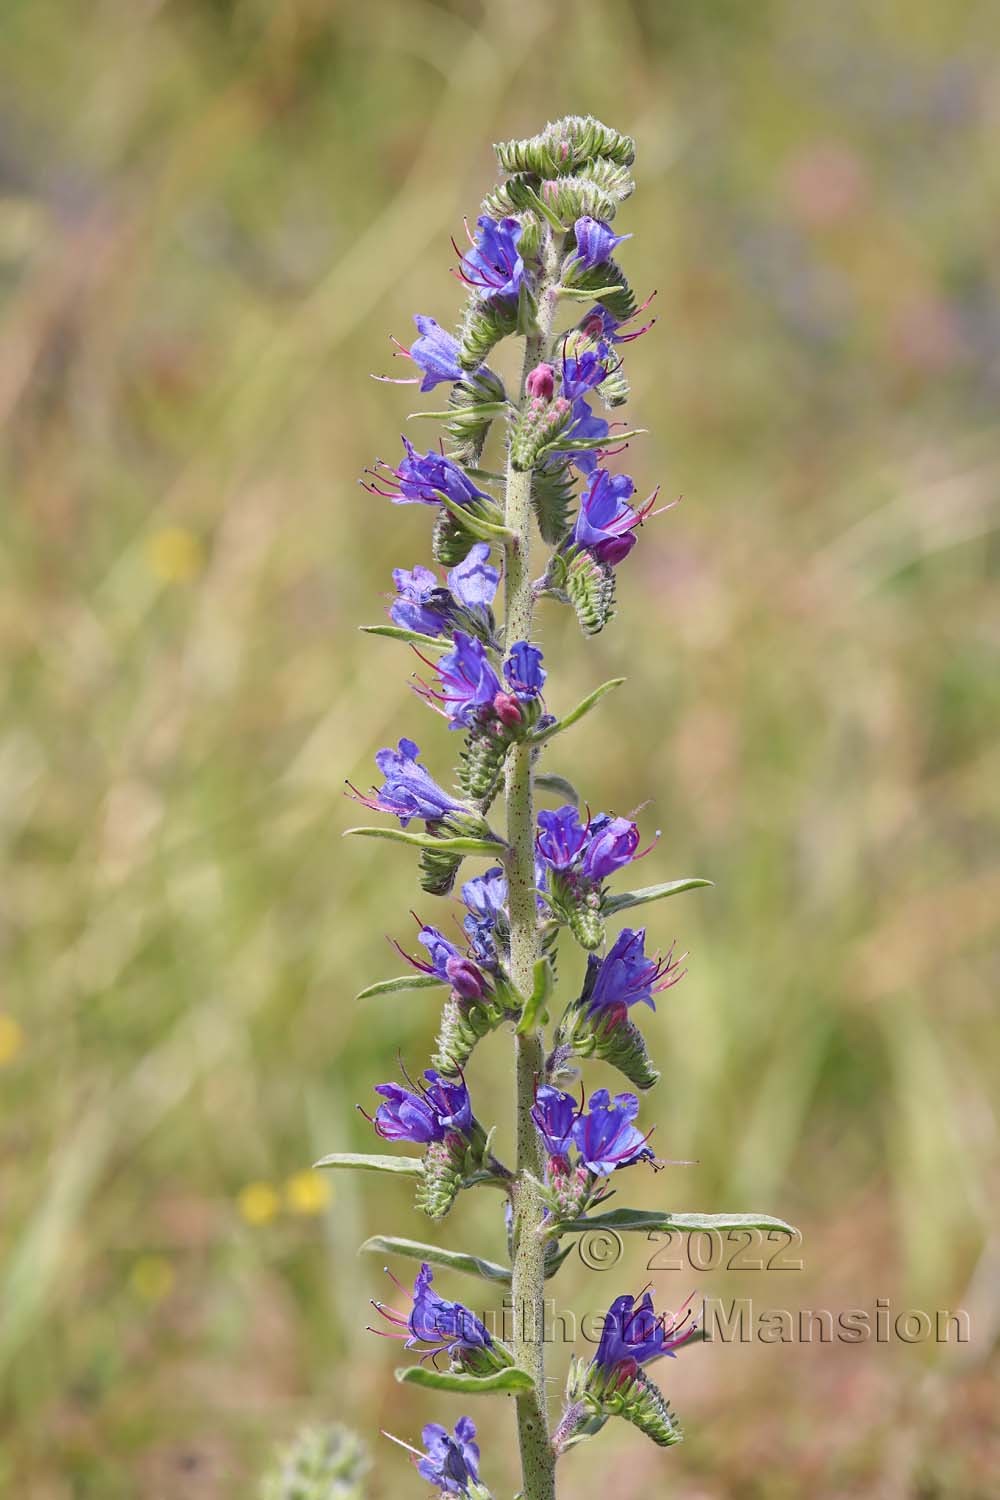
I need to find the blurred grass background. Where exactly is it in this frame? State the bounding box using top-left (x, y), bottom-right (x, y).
top-left (1, 0), bottom-right (998, 1495)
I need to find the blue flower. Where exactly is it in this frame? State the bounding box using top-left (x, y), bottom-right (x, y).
top-left (554, 396), bottom-right (609, 474)
top-left (503, 641), bottom-right (546, 699)
top-left (416, 923), bottom-right (487, 1001)
top-left (460, 216), bottom-right (524, 303)
top-left (560, 347), bottom-right (610, 401)
top-left (583, 927), bottom-right (683, 1015)
top-left (370, 1069), bottom-right (474, 1143)
top-left (409, 315), bottom-right (465, 391)
top-left (569, 216), bottom-right (631, 270)
top-left (536, 805), bottom-right (640, 882)
top-left (356, 738), bottom-right (467, 826)
top-left (423, 1069), bottom-right (474, 1136)
top-left (461, 866), bottom-right (507, 923)
top-left (536, 805), bottom-right (590, 870)
top-left (364, 438), bottom-right (491, 508)
top-left (416, 1418), bottom-right (481, 1496)
top-left (581, 300), bottom-right (656, 345)
top-left (579, 812), bottom-right (640, 878)
top-left (430, 631), bottom-right (503, 729)
top-left (573, 469), bottom-right (642, 566)
top-left (531, 1085), bottom-right (579, 1161)
top-left (372, 1082), bottom-right (445, 1144)
top-left (449, 543), bottom-right (500, 610)
top-left (390, 564), bottom-right (451, 636)
top-left (373, 1263), bottom-right (493, 1358)
top-left (389, 546), bottom-right (499, 639)
top-left (572, 1088), bottom-right (652, 1175)
top-left (594, 1291), bottom-right (696, 1375)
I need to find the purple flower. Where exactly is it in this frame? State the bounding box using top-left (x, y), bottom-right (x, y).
top-left (461, 866), bottom-right (507, 923)
top-left (373, 1263), bottom-right (493, 1358)
top-left (594, 1291), bottom-right (696, 1376)
top-left (416, 924), bottom-right (487, 1001)
top-left (560, 347), bottom-right (609, 401)
top-left (416, 1418), bottom-right (481, 1495)
top-left (370, 1068), bottom-right (473, 1143)
top-left (536, 805), bottom-right (590, 870)
top-left (584, 927), bottom-right (684, 1015)
top-left (579, 813), bottom-right (640, 879)
top-left (536, 805), bottom-right (639, 882)
top-left (390, 564), bottom-right (451, 636)
top-left (572, 1088), bottom-right (651, 1175)
top-left (409, 315), bottom-right (465, 391)
top-left (372, 1082), bottom-right (444, 1144)
top-left (449, 543), bottom-right (500, 610)
top-left (364, 438), bottom-right (491, 508)
top-left (430, 631), bottom-right (503, 729)
top-left (389, 546), bottom-right (499, 639)
top-left (503, 641), bottom-right (546, 699)
top-left (459, 216), bottom-right (524, 303)
top-left (555, 396), bottom-right (609, 474)
top-left (570, 216), bottom-right (631, 270)
top-left (526, 362), bottom-right (555, 399)
top-left (354, 738), bottom-right (466, 826)
top-left (582, 299), bottom-right (656, 345)
top-left (423, 1069), bottom-right (474, 1136)
top-left (461, 866), bottom-right (508, 967)
top-left (574, 469), bottom-right (645, 566)
top-left (531, 1085), bottom-right (578, 1160)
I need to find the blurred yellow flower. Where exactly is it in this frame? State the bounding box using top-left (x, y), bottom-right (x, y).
top-left (0, 1015), bottom-right (24, 1066)
top-left (146, 526), bottom-right (204, 583)
top-left (237, 1180), bottom-right (280, 1226)
top-left (129, 1255), bottom-right (175, 1302)
top-left (285, 1170), bottom-right (332, 1216)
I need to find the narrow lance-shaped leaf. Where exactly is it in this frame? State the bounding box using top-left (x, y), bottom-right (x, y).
top-left (602, 878), bottom-right (714, 915)
top-left (535, 771), bottom-right (580, 805)
top-left (313, 1152), bottom-right (424, 1178)
top-left (436, 491), bottom-right (513, 542)
top-left (356, 974), bottom-right (446, 1001)
top-left (552, 1209), bottom-right (798, 1236)
top-left (344, 826), bottom-right (504, 855)
top-left (516, 957), bottom-right (553, 1035)
top-left (531, 678), bottom-right (626, 746)
top-left (360, 625), bottom-right (451, 651)
top-left (360, 1235), bottom-right (511, 1286)
top-left (395, 1366), bottom-right (534, 1396)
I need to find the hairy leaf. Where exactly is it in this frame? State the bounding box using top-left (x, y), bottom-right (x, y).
top-left (602, 878), bottom-right (713, 915)
top-left (313, 1153), bottom-right (423, 1177)
top-left (360, 1235), bottom-right (511, 1286)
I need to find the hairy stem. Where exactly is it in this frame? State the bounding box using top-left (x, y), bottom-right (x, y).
top-left (506, 229), bottom-right (562, 1500)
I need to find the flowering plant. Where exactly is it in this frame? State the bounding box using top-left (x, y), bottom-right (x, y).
top-left (322, 117), bottom-right (795, 1500)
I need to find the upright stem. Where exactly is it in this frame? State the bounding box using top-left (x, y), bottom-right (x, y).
top-left (505, 231), bottom-right (562, 1500)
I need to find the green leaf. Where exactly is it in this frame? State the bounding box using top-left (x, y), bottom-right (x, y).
top-left (360, 1235), bottom-right (511, 1286)
top-left (553, 1209), bottom-right (797, 1236)
top-left (344, 826), bottom-right (504, 855)
top-left (558, 283), bottom-right (630, 300)
top-left (535, 772), bottom-right (579, 805)
top-left (407, 402), bottom-right (509, 422)
top-left (356, 974), bottom-right (446, 1001)
top-left (437, 492), bottom-right (513, 542)
top-left (395, 1365), bottom-right (534, 1395)
top-left (602, 878), bottom-right (714, 915)
top-left (548, 427), bottom-right (646, 453)
top-left (516, 957), bottom-right (553, 1035)
top-left (313, 1152), bottom-right (424, 1178)
top-left (360, 625), bottom-right (451, 651)
top-left (531, 678), bottom-right (626, 746)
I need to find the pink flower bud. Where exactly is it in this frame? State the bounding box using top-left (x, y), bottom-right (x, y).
top-left (492, 691), bottom-right (523, 727)
top-left (525, 363), bottom-right (555, 400)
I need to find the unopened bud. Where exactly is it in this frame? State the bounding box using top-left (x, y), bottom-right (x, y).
top-left (526, 362), bottom-right (555, 400)
top-left (492, 691), bottom-right (523, 727)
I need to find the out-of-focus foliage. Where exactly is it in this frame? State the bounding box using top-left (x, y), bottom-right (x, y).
top-left (1, 0), bottom-right (997, 1496)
